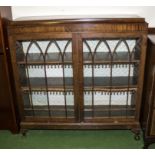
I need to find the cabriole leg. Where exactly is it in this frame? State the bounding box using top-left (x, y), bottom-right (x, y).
top-left (131, 128), bottom-right (141, 141)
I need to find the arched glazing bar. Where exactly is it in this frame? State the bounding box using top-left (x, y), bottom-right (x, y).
top-left (45, 40), bottom-right (72, 118)
top-left (94, 39), bottom-right (112, 117)
top-left (131, 39), bottom-right (141, 85)
top-left (125, 39), bottom-right (140, 116)
top-left (113, 39), bottom-right (131, 117)
top-left (84, 39), bottom-right (112, 117)
top-left (16, 41), bottom-right (34, 115)
top-left (26, 40), bottom-right (51, 117)
top-left (84, 40), bottom-right (95, 117)
top-left (128, 38), bottom-right (141, 110)
top-left (62, 40), bottom-right (72, 118)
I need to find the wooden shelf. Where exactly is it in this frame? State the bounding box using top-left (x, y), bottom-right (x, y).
top-left (18, 61), bottom-right (73, 65)
top-left (17, 52), bottom-right (139, 65)
top-left (24, 105), bottom-right (74, 111)
top-left (24, 105), bottom-right (135, 111)
top-left (17, 52), bottom-right (72, 64)
top-left (20, 77), bottom-right (137, 92)
top-left (84, 61), bottom-right (139, 65)
top-left (21, 77), bottom-right (137, 87)
top-left (84, 87), bottom-right (137, 92)
top-left (22, 86), bottom-right (137, 92)
top-left (21, 77), bottom-right (73, 87)
top-left (83, 52), bottom-right (139, 63)
top-left (84, 105), bottom-right (135, 117)
top-left (24, 105), bottom-right (74, 118)
top-left (23, 105), bottom-right (135, 117)
top-left (84, 105), bottom-right (135, 111)
top-left (21, 86), bottom-right (73, 92)
top-left (84, 77), bottom-right (137, 87)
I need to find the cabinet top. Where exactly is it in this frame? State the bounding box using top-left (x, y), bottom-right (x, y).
top-left (10, 15), bottom-right (146, 25)
top-left (8, 15), bottom-right (148, 34)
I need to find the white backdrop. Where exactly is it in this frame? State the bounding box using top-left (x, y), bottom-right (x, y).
top-left (11, 6), bottom-right (155, 27)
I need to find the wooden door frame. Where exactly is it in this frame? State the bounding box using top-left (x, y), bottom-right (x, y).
top-left (8, 32), bottom-right (80, 123)
top-left (77, 32), bottom-right (147, 123)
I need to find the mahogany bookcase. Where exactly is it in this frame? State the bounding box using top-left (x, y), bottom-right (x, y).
top-left (7, 16), bottom-right (148, 138)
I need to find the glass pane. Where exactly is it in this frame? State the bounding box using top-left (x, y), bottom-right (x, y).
top-left (16, 39), bottom-right (74, 118)
top-left (84, 91), bottom-right (136, 117)
top-left (83, 38), bottom-right (140, 118)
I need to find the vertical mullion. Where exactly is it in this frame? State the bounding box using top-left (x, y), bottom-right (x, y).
top-left (25, 64), bottom-right (35, 116)
top-left (72, 33), bottom-right (82, 122)
top-left (92, 59), bottom-right (95, 117)
top-left (62, 40), bottom-right (72, 119)
top-left (43, 57), bottom-right (51, 117)
top-left (109, 56), bottom-right (113, 117)
top-left (62, 58), bottom-right (68, 118)
top-left (126, 61), bottom-right (131, 117)
top-left (78, 35), bottom-right (84, 122)
top-left (84, 40), bottom-right (94, 118)
top-left (25, 41), bottom-right (35, 116)
top-left (124, 40), bottom-right (132, 118)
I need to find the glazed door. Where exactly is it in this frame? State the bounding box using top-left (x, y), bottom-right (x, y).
top-left (78, 33), bottom-right (145, 122)
top-left (10, 33), bottom-right (78, 122)
top-left (9, 32), bottom-right (146, 125)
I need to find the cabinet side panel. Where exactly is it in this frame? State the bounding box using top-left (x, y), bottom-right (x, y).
top-left (141, 37), bottom-right (155, 138)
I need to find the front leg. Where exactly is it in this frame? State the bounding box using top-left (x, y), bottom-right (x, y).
top-left (20, 129), bottom-right (28, 137)
top-left (131, 128), bottom-right (141, 141)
